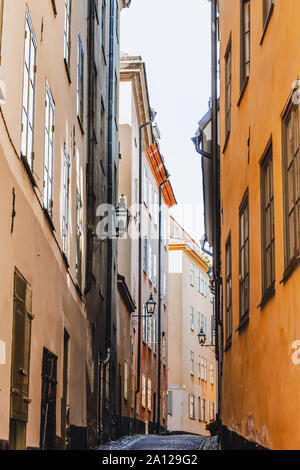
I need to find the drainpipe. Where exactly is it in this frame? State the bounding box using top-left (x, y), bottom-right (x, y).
top-left (85, 0), bottom-right (95, 295)
top-left (156, 175), bottom-right (169, 434)
top-left (104, 0), bottom-right (115, 438)
top-left (211, 0), bottom-right (222, 425)
top-left (134, 112), bottom-right (157, 431)
top-left (200, 235), bottom-right (213, 257)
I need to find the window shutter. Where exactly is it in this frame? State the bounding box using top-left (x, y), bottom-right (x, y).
top-left (168, 391), bottom-right (173, 415)
top-left (11, 270), bottom-right (33, 422)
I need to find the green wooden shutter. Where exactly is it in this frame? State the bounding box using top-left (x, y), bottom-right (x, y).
top-left (10, 270), bottom-right (33, 422)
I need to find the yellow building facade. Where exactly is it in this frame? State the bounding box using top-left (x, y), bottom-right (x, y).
top-left (219, 0), bottom-right (300, 450)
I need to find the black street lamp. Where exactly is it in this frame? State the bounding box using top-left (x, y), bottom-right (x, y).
top-left (116, 195), bottom-right (131, 238)
top-left (146, 293), bottom-right (156, 317)
top-left (198, 327), bottom-right (214, 350)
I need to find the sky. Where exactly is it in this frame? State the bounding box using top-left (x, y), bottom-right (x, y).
top-left (121, 0), bottom-right (212, 243)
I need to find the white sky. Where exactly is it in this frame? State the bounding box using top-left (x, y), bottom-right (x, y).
top-left (121, 0), bottom-right (211, 243)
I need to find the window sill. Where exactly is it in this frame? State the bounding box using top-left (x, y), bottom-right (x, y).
top-left (101, 45), bottom-right (107, 65)
top-left (260, 4), bottom-right (274, 45)
top-left (21, 155), bottom-right (37, 188)
top-left (280, 255), bottom-right (300, 285)
top-left (237, 76), bottom-right (249, 107)
top-left (43, 208), bottom-right (55, 232)
top-left (77, 115), bottom-right (85, 136)
top-left (237, 313), bottom-right (249, 333)
top-left (75, 283), bottom-right (83, 298)
top-left (222, 131), bottom-right (230, 154)
top-left (224, 336), bottom-right (232, 352)
top-left (257, 282), bottom-right (275, 310)
top-left (64, 59), bottom-right (71, 84)
top-left (62, 252), bottom-right (70, 270)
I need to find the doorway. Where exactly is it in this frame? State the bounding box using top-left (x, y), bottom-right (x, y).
top-left (40, 348), bottom-right (58, 450)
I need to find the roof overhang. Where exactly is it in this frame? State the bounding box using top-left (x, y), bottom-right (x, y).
top-left (146, 142), bottom-right (177, 208)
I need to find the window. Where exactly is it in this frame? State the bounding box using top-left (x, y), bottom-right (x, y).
top-left (163, 272), bottom-right (166, 297)
top-left (76, 192), bottom-right (83, 289)
top-left (263, 0), bottom-right (273, 25)
top-left (101, 0), bottom-right (106, 52)
top-left (147, 317), bottom-right (152, 349)
top-left (153, 254), bottom-right (157, 289)
top-left (210, 402), bottom-right (215, 421)
top-left (100, 99), bottom-right (105, 162)
top-left (21, 9), bottom-right (37, 172)
top-left (168, 391), bottom-right (173, 415)
top-left (197, 269), bottom-right (200, 292)
top-left (143, 237), bottom-right (148, 273)
top-left (261, 142), bottom-right (275, 297)
top-left (114, 72), bottom-right (118, 125)
top-left (198, 397), bottom-right (201, 421)
top-left (64, 0), bottom-right (72, 71)
top-left (201, 314), bottom-right (207, 336)
top-left (239, 192), bottom-right (249, 322)
top-left (143, 305), bottom-right (148, 343)
top-left (224, 38), bottom-right (232, 143)
top-left (282, 100), bottom-right (300, 272)
top-left (148, 244), bottom-right (152, 282)
top-left (43, 83), bottom-right (55, 218)
top-left (190, 263), bottom-right (194, 286)
top-left (162, 336), bottom-right (167, 365)
top-left (240, 0), bottom-right (250, 88)
top-left (190, 306), bottom-right (194, 331)
top-left (124, 361), bottom-right (128, 400)
top-left (190, 351), bottom-right (194, 376)
top-left (93, 64), bottom-right (97, 137)
top-left (210, 363), bottom-right (214, 384)
top-left (198, 356), bottom-right (201, 378)
top-left (189, 395), bottom-right (195, 419)
top-left (203, 275), bottom-right (207, 297)
top-left (149, 181), bottom-right (153, 217)
top-left (147, 378), bottom-right (152, 411)
top-left (200, 357), bottom-right (204, 380)
top-left (77, 35), bottom-right (84, 127)
top-left (152, 318), bottom-right (157, 354)
top-left (200, 357), bottom-right (207, 381)
top-left (0, 0), bottom-right (4, 64)
top-left (142, 374), bottom-right (146, 408)
top-left (143, 168), bottom-right (148, 205)
top-left (62, 146), bottom-right (70, 256)
top-left (225, 234), bottom-right (232, 343)
top-left (131, 375), bottom-right (135, 409)
top-left (200, 272), bottom-right (205, 295)
top-left (154, 191), bottom-right (158, 225)
top-left (198, 313), bottom-right (201, 334)
top-left (202, 399), bottom-right (206, 422)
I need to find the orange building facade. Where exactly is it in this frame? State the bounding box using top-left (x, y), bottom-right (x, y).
top-left (219, 0), bottom-right (300, 450)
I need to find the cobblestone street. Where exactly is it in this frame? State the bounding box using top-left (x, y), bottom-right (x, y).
top-left (99, 434), bottom-right (219, 451)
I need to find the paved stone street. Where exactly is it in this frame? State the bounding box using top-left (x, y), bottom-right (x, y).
top-left (99, 434), bottom-right (219, 451)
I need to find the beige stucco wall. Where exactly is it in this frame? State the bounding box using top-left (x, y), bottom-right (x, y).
top-left (168, 218), bottom-right (217, 435)
top-left (0, 0), bottom-right (87, 448)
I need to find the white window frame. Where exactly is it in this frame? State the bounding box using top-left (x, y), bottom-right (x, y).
top-left (43, 82), bottom-right (55, 217)
top-left (190, 306), bottom-right (194, 331)
top-left (124, 360), bottom-right (128, 400)
top-left (77, 34), bottom-right (84, 125)
top-left (190, 351), bottom-right (194, 376)
top-left (62, 145), bottom-right (70, 255)
top-left (148, 244), bottom-right (152, 282)
top-left (190, 263), bottom-right (195, 286)
top-left (210, 363), bottom-right (214, 385)
top-left (64, 0), bottom-right (72, 69)
top-left (21, 8), bottom-right (37, 172)
top-left (142, 374), bottom-right (146, 408)
top-left (147, 378), bottom-right (152, 411)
